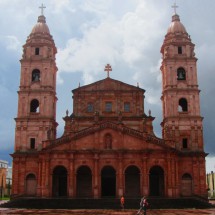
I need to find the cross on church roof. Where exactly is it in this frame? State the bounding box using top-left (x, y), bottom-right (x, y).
top-left (104, 64), bottom-right (112, 78)
top-left (172, 2), bottom-right (178, 14)
top-left (39, 3), bottom-right (46, 16)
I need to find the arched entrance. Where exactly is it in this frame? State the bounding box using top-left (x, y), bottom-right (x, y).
top-left (101, 166), bottom-right (116, 197)
top-left (149, 166), bottom-right (164, 196)
top-left (181, 173), bottom-right (192, 196)
top-left (52, 166), bottom-right (67, 197)
top-left (125, 165), bottom-right (140, 197)
top-left (26, 173), bottom-right (37, 196)
top-left (76, 166), bottom-right (92, 197)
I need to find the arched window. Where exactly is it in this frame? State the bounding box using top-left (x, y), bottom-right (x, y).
top-left (181, 173), bottom-right (192, 196)
top-left (32, 69), bottom-right (40, 82)
top-left (125, 165), bottom-right (140, 197)
top-left (52, 166), bottom-right (68, 197)
top-left (30, 99), bottom-right (39, 113)
top-left (182, 173), bottom-right (192, 180)
top-left (105, 102), bottom-right (112, 112)
top-left (76, 166), bottom-right (92, 197)
top-left (182, 138), bottom-right (188, 149)
top-left (101, 166), bottom-right (116, 197)
top-left (178, 98), bottom-right (188, 112)
top-left (124, 102), bottom-right (130, 112)
top-left (178, 46), bottom-right (182, 54)
top-left (87, 103), bottom-right (94, 112)
top-left (30, 138), bottom-right (36, 149)
top-left (35, 47), bottom-right (40, 55)
top-left (26, 173), bottom-right (37, 196)
top-left (149, 166), bottom-right (165, 196)
top-left (177, 67), bottom-right (186, 80)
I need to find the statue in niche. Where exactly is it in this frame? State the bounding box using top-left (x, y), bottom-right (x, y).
top-left (118, 111), bottom-right (122, 123)
top-left (94, 111), bottom-right (99, 123)
top-left (105, 134), bottom-right (112, 149)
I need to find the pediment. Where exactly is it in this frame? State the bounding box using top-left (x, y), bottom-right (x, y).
top-left (44, 121), bottom-right (173, 152)
top-left (72, 78), bottom-right (145, 93)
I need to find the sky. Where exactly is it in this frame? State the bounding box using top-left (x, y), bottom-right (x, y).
top-left (0, 0), bottom-right (214, 172)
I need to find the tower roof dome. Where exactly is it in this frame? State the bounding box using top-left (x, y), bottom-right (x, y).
top-left (167, 14), bottom-right (187, 34)
top-left (31, 15), bottom-right (50, 34)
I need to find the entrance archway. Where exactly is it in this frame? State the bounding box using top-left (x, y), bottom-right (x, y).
top-left (149, 166), bottom-right (164, 196)
top-left (26, 173), bottom-right (37, 196)
top-left (181, 173), bottom-right (192, 196)
top-left (76, 166), bottom-right (92, 197)
top-left (125, 165), bottom-right (140, 197)
top-left (101, 166), bottom-right (116, 197)
top-left (52, 166), bottom-right (67, 197)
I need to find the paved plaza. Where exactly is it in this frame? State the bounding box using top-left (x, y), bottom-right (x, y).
top-left (1, 200), bottom-right (215, 215)
top-left (1, 208), bottom-right (215, 215)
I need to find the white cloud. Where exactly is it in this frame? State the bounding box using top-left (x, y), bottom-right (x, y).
top-left (5, 35), bottom-right (21, 50)
top-left (51, 0), bottom-right (74, 13)
top-left (56, 1), bottom-right (168, 87)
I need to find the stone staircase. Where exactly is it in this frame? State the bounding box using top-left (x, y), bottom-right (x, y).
top-left (0, 197), bottom-right (213, 209)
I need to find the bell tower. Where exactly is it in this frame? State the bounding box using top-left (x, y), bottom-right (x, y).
top-left (15, 5), bottom-right (58, 151)
top-left (160, 7), bottom-right (204, 152)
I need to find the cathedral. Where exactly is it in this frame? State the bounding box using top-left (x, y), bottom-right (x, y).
top-left (11, 5), bottom-right (207, 200)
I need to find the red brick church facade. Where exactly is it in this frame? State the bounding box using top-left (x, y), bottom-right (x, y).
top-left (12, 8), bottom-right (207, 199)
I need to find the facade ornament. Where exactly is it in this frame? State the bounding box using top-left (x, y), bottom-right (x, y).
top-left (104, 64), bottom-right (112, 78)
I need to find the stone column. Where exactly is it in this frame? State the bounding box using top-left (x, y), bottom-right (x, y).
top-left (41, 158), bottom-right (46, 197)
top-left (11, 159), bottom-right (19, 195)
top-left (167, 157), bottom-right (172, 197)
top-left (93, 153), bottom-right (99, 198)
top-left (118, 153), bottom-right (123, 197)
top-left (69, 154), bottom-right (74, 197)
top-left (37, 159), bottom-right (42, 196)
top-left (142, 156), bottom-right (148, 196)
top-left (44, 158), bottom-right (50, 197)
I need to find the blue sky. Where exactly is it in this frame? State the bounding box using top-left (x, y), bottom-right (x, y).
top-left (0, 0), bottom-right (215, 172)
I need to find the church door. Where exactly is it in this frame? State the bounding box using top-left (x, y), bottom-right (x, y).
top-left (149, 166), bottom-right (164, 196)
top-left (181, 173), bottom-right (192, 196)
top-left (125, 165), bottom-right (140, 197)
top-left (52, 166), bottom-right (67, 197)
top-left (26, 174), bottom-right (37, 196)
top-left (101, 166), bottom-right (116, 197)
top-left (76, 166), bottom-right (92, 197)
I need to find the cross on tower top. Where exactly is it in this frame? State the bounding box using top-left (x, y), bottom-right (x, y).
top-left (39, 3), bottom-right (46, 16)
top-left (104, 64), bottom-right (112, 78)
top-left (171, 2), bottom-right (178, 14)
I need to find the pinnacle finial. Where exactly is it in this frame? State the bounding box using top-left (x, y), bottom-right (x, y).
top-left (104, 64), bottom-right (112, 78)
top-left (171, 2), bottom-right (178, 15)
top-left (39, 3), bottom-right (46, 16)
